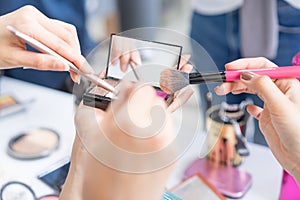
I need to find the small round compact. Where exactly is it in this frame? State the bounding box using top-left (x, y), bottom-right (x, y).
top-left (0, 181), bottom-right (59, 200)
top-left (7, 127), bottom-right (60, 160)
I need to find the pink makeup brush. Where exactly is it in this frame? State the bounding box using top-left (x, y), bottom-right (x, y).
top-left (160, 66), bottom-right (300, 94)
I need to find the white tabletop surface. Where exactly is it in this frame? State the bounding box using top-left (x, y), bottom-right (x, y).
top-left (0, 76), bottom-right (282, 199)
top-left (0, 76), bottom-right (76, 197)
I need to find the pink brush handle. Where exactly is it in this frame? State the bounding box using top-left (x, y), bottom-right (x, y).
top-left (225, 66), bottom-right (300, 82)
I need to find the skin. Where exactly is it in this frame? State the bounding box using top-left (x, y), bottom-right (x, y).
top-left (215, 57), bottom-right (300, 185)
top-left (60, 83), bottom-right (176, 200)
top-left (110, 35), bottom-right (142, 72)
top-left (60, 56), bottom-right (194, 199)
top-left (0, 5), bottom-right (93, 82)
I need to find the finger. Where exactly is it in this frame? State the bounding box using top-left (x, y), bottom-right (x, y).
top-left (70, 71), bottom-right (80, 84)
top-left (50, 19), bottom-right (81, 53)
top-left (274, 79), bottom-right (300, 104)
top-left (225, 57), bottom-right (278, 70)
top-left (178, 54), bottom-right (191, 68)
top-left (120, 53), bottom-right (130, 72)
top-left (240, 71), bottom-right (291, 113)
top-left (19, 22), bottom-right (83, 69)
top-left (10, 48), bottom-right (69, 71)
top-left (26, 6), bottom-right (80, 52)
top-left (246, 104), bottom-right (263, 120)
top-left (110, 45), bottom-right (120, 65)
top-left (231, 87), bottom-right (257, 95)
top-left (167, 87), bottom-right (194, 113)
top-left (130, 50), bottom-right (142, 65)
top-left (99, 69), bottom-right (107, 78)
top-left (180, 64), bottom-right (193, 73)
top-left (214, 82), bottom-right (247, 95)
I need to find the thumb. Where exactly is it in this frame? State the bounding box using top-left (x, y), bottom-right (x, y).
top-left (240, 71), bottom-right (290, 112)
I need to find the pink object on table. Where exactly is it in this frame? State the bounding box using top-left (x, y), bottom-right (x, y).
top-left (292, 51), bottom-right (300, 66)
top-left (279, 170), bottom-right (300, 200)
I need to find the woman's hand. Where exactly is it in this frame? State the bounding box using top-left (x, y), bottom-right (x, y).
top-left (0, 5), bottom-right (92, 82)
top-left (215, 57), bottom-right (300, 185)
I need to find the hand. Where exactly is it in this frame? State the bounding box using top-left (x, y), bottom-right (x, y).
top-left (60, 82), bottom-right (175, 200)
top-left (0, 5), bottom-right (91, 82)
top-left (110, 35), bottom-right (142, 72)
top-left (215, 57), bottom-right (300, 184)
top-left (167, 54), bottom-right (194, 113)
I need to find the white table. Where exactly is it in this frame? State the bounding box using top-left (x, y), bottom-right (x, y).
top-left (0, 76), bottom-right (282, 199)
top-left (0, 76), bottom-right (76, 197)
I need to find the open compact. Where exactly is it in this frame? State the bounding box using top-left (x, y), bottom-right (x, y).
top-left (83, 34), bottom-right (183, 110)
top-left (0, 181), bottom-right (59, 200)
top-left (7, 127), bottom-right (60, 160)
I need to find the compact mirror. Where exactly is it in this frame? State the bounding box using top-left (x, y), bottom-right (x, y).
top-left (7, 128), bottom-right (59, 160)
top-left (83, 34), bottom-right (182, 110)
top-left (107, 34), bottom-right (182, 85)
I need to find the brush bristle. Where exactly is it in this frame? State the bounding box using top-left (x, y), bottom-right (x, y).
top-left (159, 68), bottom-right (189, 94)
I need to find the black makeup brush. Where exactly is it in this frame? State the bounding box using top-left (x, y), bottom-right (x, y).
top-left (160, 66), bottom-right (300, 94)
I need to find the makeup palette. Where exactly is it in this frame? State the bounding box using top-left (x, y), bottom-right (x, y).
top-left (38, 158), bottom-right (70, 192)
top-left (83, 34), bottom-right (182, 110)
top-left (0, 94), bottom-right (26, 117)
top-left (7, 128), bottom-right (59, 160)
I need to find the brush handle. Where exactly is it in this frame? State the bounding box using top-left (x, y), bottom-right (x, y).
top-left (189, 72), bottom-right (225, 83)
top-left (225, 66), bottom-right (300, 82)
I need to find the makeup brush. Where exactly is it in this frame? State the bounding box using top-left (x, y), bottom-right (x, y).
top-left (160, 66), bottom-right (300, 94)
top-left (7, 25), bottom-right (118, 95)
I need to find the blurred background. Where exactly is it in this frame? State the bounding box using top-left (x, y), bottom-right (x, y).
top-left (86, 0), bottom-right (191, 41)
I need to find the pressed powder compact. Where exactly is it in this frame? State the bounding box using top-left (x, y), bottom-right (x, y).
top-left (7, 128), bottom-right (60, 160)
top-left (83, 34), bottom-right (182, 110)
top-left (0, 181), bottom-right (59, 200)
top-left (0, 94), bottom-right (26, 117)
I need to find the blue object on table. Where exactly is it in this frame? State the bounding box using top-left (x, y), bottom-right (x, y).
top-left (162, 190), bottom-right (182, 200)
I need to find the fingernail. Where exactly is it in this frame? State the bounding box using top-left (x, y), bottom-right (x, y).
top-left (23, 67), bottom-right (32, 69)
top-left (214, 84), bottom-right (225, 95)
top-left (240, 71), bottom-right (254, 81)
top-left (121, 64), bottom-right (127, 72)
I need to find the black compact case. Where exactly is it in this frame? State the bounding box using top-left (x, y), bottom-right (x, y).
top-left (83, 34), bottom-right (182, 110)
top-left (38, 158), bottom-right (70, 192)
